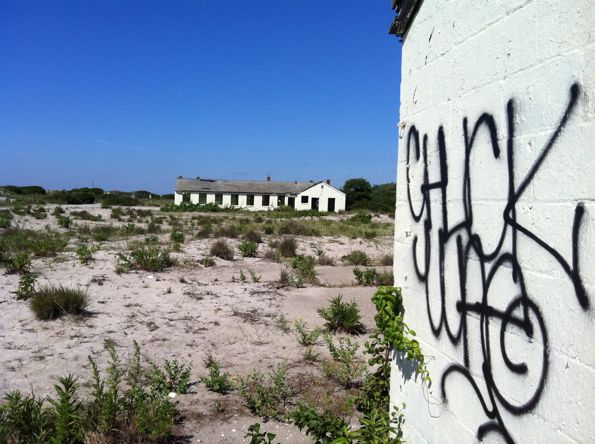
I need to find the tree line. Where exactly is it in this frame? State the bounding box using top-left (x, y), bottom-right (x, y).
top-left (341, 178), bottom-right (395, 213)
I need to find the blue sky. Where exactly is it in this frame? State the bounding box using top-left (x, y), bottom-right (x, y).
top-left (0, 1), bottom-right (402, 194)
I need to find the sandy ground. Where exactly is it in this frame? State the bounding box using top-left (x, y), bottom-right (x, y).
top-left (0, 205), bottom-right (394, 443)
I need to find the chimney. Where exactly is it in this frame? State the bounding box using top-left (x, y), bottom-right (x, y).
top-left (266, 176), bottom-right (271, 182)
top-left (196, 176), bottom-right (200, 180)
top-left (178, 175), bottom-right (182, 178)
top-left (325, 179), bottom-right (331, 185)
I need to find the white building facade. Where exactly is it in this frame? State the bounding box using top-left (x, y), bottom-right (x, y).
top-left (174, 177), bottom-right (345, 212)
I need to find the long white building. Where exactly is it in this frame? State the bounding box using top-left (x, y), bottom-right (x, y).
top-left (174, 176), bottom-right (346, 212)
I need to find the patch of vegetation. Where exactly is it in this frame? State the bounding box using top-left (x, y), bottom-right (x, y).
top-left (293, 319), bottom-right (321, 346)
top-left (116, 245), bottom-right (175, 272)
top-left (76, 243), bottom-right (99, 265)
top-left (213, 223), bottom-right (241, 238)
top-left (349, 212), bottom-right (372, 224)
top-left (0, 209), bottom-right (13, 228)
top-left (289, 255), bottom-right (317, 283)
top-left (243, 229), bottom-right (263, 243)
top-left (278, 220), bottom-right (320, 236)
top-left (317, 295), bottom-right (365, 334)
top-left (322, 335), bottom-right (366, 388)
top-left (239, 240), bottom-right (258, 257)
top-left (14, 272), bottom-right (37, 300)
top-left (200, 353), bottom-right (233, 394)
top-left (277, 236), bottom-right (298, 257)
top-left (379, 254), bottom-right (393, 266)
top-left (56, 215), bottom-right (72, 228)
top-left (245, 423), bottom-right (278, 444)
top-left (0, 228), bottom-right (68, 259)
top-left (200, 256), bottom-right (216, 267)
top-left (238, 365), bottom-right (295, 420)
top-left (353, 267), bottom-right (394, 286)
top-left (3, 251), bottom-right (31, 274)
top-left (147, 359), bottom-right (192, 395)
top-left (70, 210), bottom-right (102, 221)
top-left (209, 239), bottom-right (234, 260)
top-left (170, 229), bottom-right (184, 243)
top-left (30, 285), bottom-right (89, 320)
top-left (342, 250), bottom-right (370, 266)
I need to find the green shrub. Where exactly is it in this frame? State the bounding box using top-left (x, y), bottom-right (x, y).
top-left (70, 210), bottom-right (102, 221)
top-left (76, 243), bottom-right (98, 265)
top-left (239, 240), bottom-right (258, 257)
top-left (0, 228), bottom-right (67, 258)
top-left (213, 223), bottom-right (240, 238)
top-left (278, 220), bottom-right (319, 236)
top-left (116, 245), bottom-right (174, 272)
top-left (289, 403), bottom-right (349, 443)
top-left (200, 256), bottom-right (216, 267)
top-left (263, 224), bottom-right (275, 235)
top-left (342, 250), bottom-right (370, 266)
top-left (277, 236), bottom-right (298, 257)
top-left (209, 239), bottom-right (234, 260)
top-left (170, 230), bottom-right (184, 243)
top-left (245, 423), bottom-right (277, 444)
top-left (379, 254), bottom-right (393, 266)
top-left (3, 251), bottom-right (31, 274)
top-left (147, 359), bottom-right (192, 395)
top-left (353, 267), bottom-right (378, 286)
top-left (200, 353), bottom-right (233, 394)
top-left (238, 365), bottom-right (295, 420)
top-left (317, 295), bottom-right (365, 334)
top-left (375, 270), bottom-right (394, 286)
top-left (0, 209), bottom-right (13, 228)
top-left (322, 335), bottom-right (366, 388)
top-left (30, 285), bottom-right (89, 320)
top-left (14, 272), bottom-right (37, 300)
top-left (293, 319), bottom-right (321, 346)
top-left (290, 255), bottom-right (317, 282)
top-left (349, 212), bottom-right (373, 224)
top-left (56, 215), bottom-right (72, 228)
top-left (110, 207), bottom-right (125, 219)
top-left (196, 224), bottom-right (212, 239)
top-left (0, 390), bottom-right (52, 443)
top-left (52, 206), bottom-right (65, 216)
top-left (243, 229), bottom-right (263, 243)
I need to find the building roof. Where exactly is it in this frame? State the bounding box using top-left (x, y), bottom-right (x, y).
top-left (175, 177), bottom-right (324, 195)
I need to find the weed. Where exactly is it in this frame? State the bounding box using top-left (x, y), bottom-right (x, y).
top-left (200, 256), bottom-right (216, 267)
top-left (0, 228), bottom-right (67, 258)
top-left (249, 269), bottom-right (262, 283)
top-left (322, 335), bottom-right (365, 388)
top-left (76, 243), bottom-right (98, 265)
top-left (278, 220), bottom-right (319, 236)
top-left (379, 254), bottom-right (394, 266)
top-left (290, 255), bottom-right (317, 283)
top-left (245, 423), bottom-right (278, 444)
top-left (243, 229), bottom-right (263, 243)
top-left (170, 229), bottom-right (184, 243)
top-left (317, 253), bottom-right (335, 266)
top-left (116, 245), bottom-right (174, 272)
top-left (30, 285), bottom-right (89, 320)
top-left (3, 251), bottom-right (31, 274)
top-left (277, 236), bottom-right (298, 257)
top-left (262, 248), bottom-right (281, 262)
top-left (147, 359), bottom-right (192, 395)
top-left (213, 223), bottom-right (240, 238)
top-left (209, 238), bottom-right (234, 260)
top-left (52, 206), bottom-right (65, 216)
top-left (56, 215), bottom-right (72, 228)
top-left (349, 212), bottom-right (372, 224)
top-left (289, 403), bottom-right (349, 443)
top-left (239, 270), bottom-right (247, 283)
top-left (317, 295), bottom-right (365, 334)
top-left (196, 224), bottom-right (212, 239)
top-left (200, 353), bottom-right (233, 394)
top-left (303, 347), bottom-right (320, 363)
top-left (239, 240), bottom-right (258, 257)
top-left (275, 315), bottom-right (291, 333)
top-left (14, 272), bottom-right (37, 300)
top-left (353, 267), bottom-right (378, 286)
top-left (238, 365), bottom-right (295, 420)
top-left (376, 270), bottom-right (394, 286)
top-left (293, 319), bottom-right (321, 346)
top-left (342, 250), bottom-right (370, 266)
top-left (0, 209), bottom-right (13, 228)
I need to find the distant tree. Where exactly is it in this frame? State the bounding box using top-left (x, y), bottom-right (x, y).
top-left (369, 183), bottom-right (396, 213)
top-left (342, 178), bottom-right (372, 210)
top-left (3, 185), bottom-right (46, 195)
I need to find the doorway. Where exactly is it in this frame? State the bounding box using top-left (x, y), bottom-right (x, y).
top-left (311, 197), bottom-right (319, 211)
top-left (328, 198), bottom-right (335, 212)
top-left (288, 197), bottom-right (295, 209)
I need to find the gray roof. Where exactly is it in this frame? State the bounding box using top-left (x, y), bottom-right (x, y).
top-left (175, 177), bottom-right (321, 195)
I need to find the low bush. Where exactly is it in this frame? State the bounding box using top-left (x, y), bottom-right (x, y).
top-left (76, 243), bottom-right (98, 264)
top-left (56, 215), bottom-right (72, 228)
top-left (200, 353), bottom-right (233, 394)
top-left (147, 359), bottom-right (192, 395)
top-left (341, 250), bottom-right (370, 266)
top-left (290, 255), bottom-right (317, 283)
top-left (196, 224), bottom-right (212, 239)
top-left (70, 210), bottom-right (102, 221)
top-left (213, 223), bottom-right (241, 238)
top-left (353, 268), bottom-right (393, 286)
top-left (376, 270), bottom-right (394, 286)
top-left (277, 236), bottom-right (298, 257)
top-left (322, 335), bottom-right (366, 388)
top-left (170, 230), bottom-right (184, 243)
top-left (293, 319), bottom-right (321, 346)
top-left (0, 228), bottom-right (68, 258)
top-left (317, 295), bottom-right (365, 334)
top-left (116, 245), bottom-right (175, 272)
top-left (243, 229), bottom-right (263, 243)
top-left (3, 251), bottom-right (31, 274)
top-left (238, 365), bottom-right (295, 420)
top-left (349, 212), bottom-right (373, 224)
top-left (200, 256), bottom-right (216, 267)
top-left (289, 403), bottom-right (349, 443)
top-left (209, 239), bottom-right (234, 260)
top-left (316, 252), bottom-right (335, 266)
top-left (278, 220), bottom-right (319, 236)
top-left (30, 285), bottom-right (89, 320)
top-left (52, 206), bottom-right (65, 216)
top-left (239, 240), bottom-right (258, 258)
top-left (0, 209), bottom-right (13, 228)
top-left (379, 254), bottom-right (394, 266)
top-left (14, 272), bottom-right (37, 300)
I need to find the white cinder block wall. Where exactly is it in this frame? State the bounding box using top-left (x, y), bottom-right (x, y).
top-left (391, 1), bottom-right (595, 443)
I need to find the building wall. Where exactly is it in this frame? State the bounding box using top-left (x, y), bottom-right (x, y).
top-left (295, 183), bottom-right (346, 212)
top-left (391, 1), bottom-right (595, 443)
top-left (174, 183), bottom-right (346, 212)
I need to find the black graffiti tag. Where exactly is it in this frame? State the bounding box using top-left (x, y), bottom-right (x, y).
top-left (405, 83), bottom-right (588, 443)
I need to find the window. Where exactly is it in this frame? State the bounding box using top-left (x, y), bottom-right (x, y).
top-left (301, 195), bottom-right (309, 204)
top-left (215, 194), bottom-right (223, 205)
top-left (262, 195), bottom-right (270, 206)
top-left (247, 194), bottom-right (254, 206)
top-left (277, 195), bottom-right (284, 206)
top-left (182, 193), bottom-right (190, 203)
top-left (231, 194), bottom-right (239, 205)
top-left (199, 193), bottom-right (207, 204)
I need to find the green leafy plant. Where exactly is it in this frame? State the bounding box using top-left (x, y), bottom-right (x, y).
top-left (3, 251), bottom-right (31, 274)
top-left (277, 236), bottom-right (298, 257)
top-left (170, 229), bottom-right (184, 243)
top-left (76, 243), bottom-right (98, 265)
top-left (290, 255), bottom-right (317, 283)
top-left (353, 267), bottom-right (378, 286)
top-left (29, 285), bottom-right (89, 320)
top-left (147, 359), bottom-right (192, 395)
top-left (293, 319), bottom-right (321, 346)
top-left (322, 335), bottom-right (366, 388)
top-left (116, 245), bottom-right (174, 272)
top-left (200, 353), bottom-right (233, 394)
top-left (209, 238), bottom-right (234, 260)
top-left (56, 215), bottom-right (72, 228)
top-left (317, 295), bottom-right (365, 334)
top-left (289, 403), bottom-right (350, 443)
top-left (14, 272), bottom-right (37, 300)
top-left (249, 269), bottom-right (262, 283)
top-left (239, 240), bottom-right (258, 257)
top-left (341, 250), bottom-right (370, 266)
top-left (245, 423), bottom-right (278, 444)
top-left (238, 365), bottom-right (295, 420)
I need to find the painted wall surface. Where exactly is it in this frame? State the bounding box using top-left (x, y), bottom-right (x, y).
top-left (391, 1), bottom-right (595, 443)
top-left (295, 183), bottom-right (346, 212)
